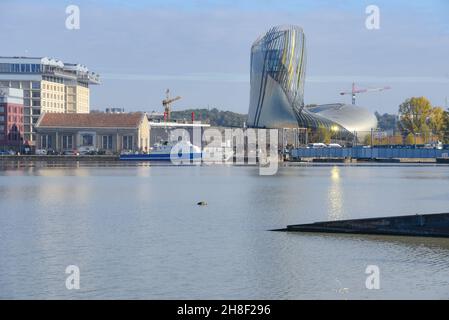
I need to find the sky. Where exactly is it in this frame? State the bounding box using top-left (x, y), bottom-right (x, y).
top-left (1, 0), bottom-right (448, 114)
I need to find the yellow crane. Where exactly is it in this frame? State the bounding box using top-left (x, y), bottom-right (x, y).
top-left (162, 89), bottom-right (181, 121)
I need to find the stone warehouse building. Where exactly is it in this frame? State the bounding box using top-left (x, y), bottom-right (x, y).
top-left (34, 112), bottom-right (150, 153)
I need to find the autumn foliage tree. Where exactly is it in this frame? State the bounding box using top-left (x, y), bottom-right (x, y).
top-left (398, 97), bottom-right (432, 135)
top-left (398, 97), bottom-right (449, 143)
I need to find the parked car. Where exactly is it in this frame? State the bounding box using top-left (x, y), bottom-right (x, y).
top-left (308, 143), bottom-right (327, 148)
top-left (327, 143), bottom-right (342, 148)
top-left (63, 149), bottom-right (79, 156)
top-left (79, 146), bottom-right (98, 155)
top-left (35, 149), bottom-right (48, 155)
top-left (96, 150), bottom-right (113, 155)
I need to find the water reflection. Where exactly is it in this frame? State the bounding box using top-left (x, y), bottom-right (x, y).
top-left (327, 166), bottom-right (344, 221)
top-left (2, 165), bottom-right (449, 299)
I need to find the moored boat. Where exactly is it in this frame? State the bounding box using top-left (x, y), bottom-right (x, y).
top-left (119, 140), bottom-right (202, 161)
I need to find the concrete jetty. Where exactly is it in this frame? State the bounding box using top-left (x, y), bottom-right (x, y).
top-left (273, 213), bottom-right (449, 238)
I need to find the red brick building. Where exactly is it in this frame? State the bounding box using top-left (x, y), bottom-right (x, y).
top-left (0, 87), bottom-right (24, 150)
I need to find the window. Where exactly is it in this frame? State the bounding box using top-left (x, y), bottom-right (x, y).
top-left (31, 82), bottom-right (40, 89)
top-left (62, 135), bottom-right (73, 150)
top-left (31, 64), bottom-right (40, 73)
top-left (40, 134), bottom-right (52, 149)
top-left (122, 135), bottom-right (133, 150)
top-left (82, 134), bottom-right (94, 146)
top-left (9, 127), bottom-right (18, 141)
top-left (0, 116), bottom-right (4, 122)
top-left (102, 135), bottom-right (113, 149)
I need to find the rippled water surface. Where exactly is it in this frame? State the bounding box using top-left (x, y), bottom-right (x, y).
top-left (1, 163), bottom-right (449, 299)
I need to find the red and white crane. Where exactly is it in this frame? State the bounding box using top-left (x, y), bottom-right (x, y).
top-left (162, 89), bottom-right (181, 121)
top-left (340, 82), bottom-right (391, 105)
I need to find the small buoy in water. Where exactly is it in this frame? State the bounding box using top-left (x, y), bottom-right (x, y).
top-left (197, 201), bottom-right (207, 206)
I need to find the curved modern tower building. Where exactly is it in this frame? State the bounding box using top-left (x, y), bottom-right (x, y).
top-left (247, 25), bottom-right (351, 133)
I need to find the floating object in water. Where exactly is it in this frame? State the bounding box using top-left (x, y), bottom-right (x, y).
top-left (197, 201), bottom-right (207, 206)
top-left (272, 213), bottom-right (449, 238)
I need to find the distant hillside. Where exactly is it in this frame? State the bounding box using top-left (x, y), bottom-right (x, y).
top-left (171, 108), bottom-right (247, 127)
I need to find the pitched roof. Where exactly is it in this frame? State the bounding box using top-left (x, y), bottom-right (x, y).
top-left (36, 112), bottom-right (145, 128)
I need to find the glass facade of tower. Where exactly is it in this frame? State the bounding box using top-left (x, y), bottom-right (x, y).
top-left (247, 25), bottom-right (349, 133)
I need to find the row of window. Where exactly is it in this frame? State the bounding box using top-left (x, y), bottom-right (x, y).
top-left (40, 135), bottom-right (134, 150)
top-left (42, 92), bottom-right (64, 100)
top-left (42, 76), bottom-right (64, 84)
top-left (0, 106), bottom-right (23, 114)
top-left (0, 63), bottom-right (42, 74)
top-left (0, 115), bottom-right (23, 123)
top-left (42, 101), bottom-right (64, 109)
top-left (42, 83), bottom-right (64, 91)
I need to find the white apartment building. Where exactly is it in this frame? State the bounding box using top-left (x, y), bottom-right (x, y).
top-left (0, 57), bottom-right (100, 144)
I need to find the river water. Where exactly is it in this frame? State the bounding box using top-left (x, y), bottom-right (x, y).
top-left (1, 162), bottom-right (449, 299)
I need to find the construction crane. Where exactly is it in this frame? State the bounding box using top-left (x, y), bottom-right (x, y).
top-left (162, 89), bottom-right (181, 121)
top-left (340, 82), bottom-right (391, 105)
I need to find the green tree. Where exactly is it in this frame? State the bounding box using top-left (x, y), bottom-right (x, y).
top-left (399, 97), bottom-right (432, 134)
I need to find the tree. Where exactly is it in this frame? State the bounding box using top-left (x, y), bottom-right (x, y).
top-left (442, 110), bottom-right (449, 143)
top-left (405, 133), bottom-right (415, 145)
top-left (170, 108), bottom-right (247, 127)
top-left (428, 106), bottom-right (446, 140)
top-left (398, 97), bottom-right (432, 134)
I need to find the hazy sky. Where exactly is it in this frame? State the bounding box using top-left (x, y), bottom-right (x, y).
top-left (1, 0), bottom-right (448, 114)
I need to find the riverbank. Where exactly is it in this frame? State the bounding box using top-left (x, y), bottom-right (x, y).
top-left (1, 154), bottom-right (448, 165)
top-left (0, 155), bottom-right (119, 162)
